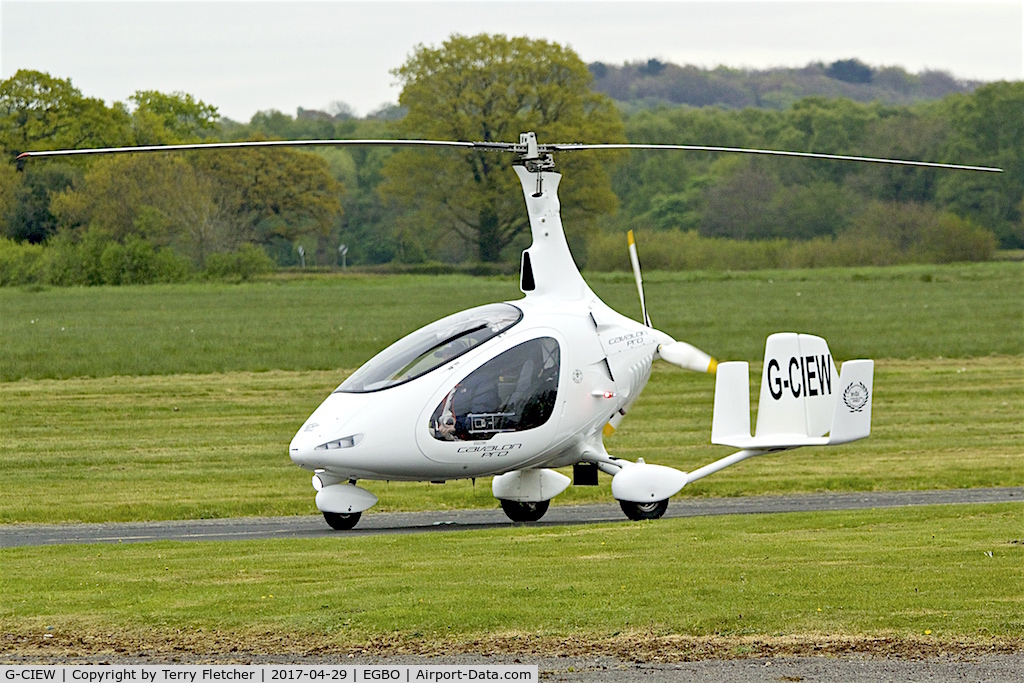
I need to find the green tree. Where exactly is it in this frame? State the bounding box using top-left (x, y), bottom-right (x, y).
top-left (770, 97), bottom-right (878, 185)
top-left (0, 160), bottom-right (19, 237)
top-left (5, 165), bottom-right (77, 243)
top-left (48, 153), bottom-right (240, 265)
top-left (612, 106), bottom-right (758, 227)
top-left (826, 59), bottom-right (873, 84)
top-left (336, 136), bottom-right (406, 265)
top-left (193, 145), bottom-right (343, 257)
top-left (0, 70), bottom-right (131, 156)
top-left (50, 154), bottom-right (193, 240)
top-left (700, 165), bottom-right (780, 239)
top-left (129, 90), bottom-right (219, 144)
top-left (382, 34), bottom-right (626, 262)
top-left (846, 108), bottom-right (949, 204)
top-left (935, 82), bottom-right (1024, 248)
top-left (0, 70), bottom-right (134, 244)
top-left (770, 181), bottom-right (858, 240)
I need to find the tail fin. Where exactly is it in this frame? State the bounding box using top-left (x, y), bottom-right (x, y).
top-left (711, 333), bottom-right (873, 450)
top-left (755, 333), bottom-right (837, 441)
top-left (826, 359), bottom-right (874, 444)
top-left (711, 361), bottom-right (751, 446)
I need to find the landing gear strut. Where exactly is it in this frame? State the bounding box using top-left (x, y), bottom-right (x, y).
top-left (499, 499), bottom-right (550, 522)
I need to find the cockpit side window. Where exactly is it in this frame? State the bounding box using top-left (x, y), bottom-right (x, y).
top-left (336, 303), bottom-right (522, 393)
top-left (429, 337), bottom-right (560, 441)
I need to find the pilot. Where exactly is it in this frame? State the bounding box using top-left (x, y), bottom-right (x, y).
top-left (433, 354), bottom-right (509, 440)
top-left (432, 340), bottom-right (551, 441)
top-left (431, 338), bottom-right (477, 440)
top-left (436, 368), bottom-right (501, 440)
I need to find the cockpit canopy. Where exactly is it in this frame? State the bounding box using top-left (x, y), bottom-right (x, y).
top-left (336, 303), bottom-right (523, 393)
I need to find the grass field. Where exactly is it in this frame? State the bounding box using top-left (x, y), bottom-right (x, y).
top-left (1, 505), bottom-right (1021, 655)
top-left (1, 262), bottom-right (1021, 656)
top-left (1, 262), bottom-right (1020, 381)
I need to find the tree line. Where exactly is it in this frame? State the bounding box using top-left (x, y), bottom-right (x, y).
top-left (1, 37), bottom-right (1021, 287)
top-left (589, 59), bottom-right (980, 111)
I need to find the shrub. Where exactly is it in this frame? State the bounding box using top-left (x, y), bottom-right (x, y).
top-left (915, 213), bottom-right (997, 263)
top-left (41, 230), bottom-right (105, 286)
top-left (0, 237), bottom-right (45, 286)
top-left (587, 230), bottom-right (798, 272)
top-left (203, 244), bottom-right (276, 281)
top-left (585, 211), bottom-right (996, 273)
top-left (100, 236), bottom-right (159, 285)
top-left (31, 228), bottom-right (195, 287)
top-left (152, 248), bottom-right (194, 283)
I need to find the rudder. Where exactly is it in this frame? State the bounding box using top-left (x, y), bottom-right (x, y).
top-left (754, 333), bottom-right (838, 441)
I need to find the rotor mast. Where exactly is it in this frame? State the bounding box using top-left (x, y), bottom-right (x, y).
top-left (512, 136), bottom-right (592, 302)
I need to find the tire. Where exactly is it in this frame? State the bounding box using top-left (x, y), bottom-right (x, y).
top-left (619, 498), bottom-right (669, 521)
top-left (499, 499), bottom-right (550, 522)
top-left (323, 510), bottom-right (362, 530)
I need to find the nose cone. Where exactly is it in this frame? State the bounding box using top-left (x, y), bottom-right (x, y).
top-left (289, 424), bottom-right (321, 469)
top-left (289, 391), bottom-right (368, 469)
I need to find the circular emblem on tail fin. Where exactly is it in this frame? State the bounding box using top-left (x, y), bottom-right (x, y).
top-left (843, 382), bottom-right (869, 412)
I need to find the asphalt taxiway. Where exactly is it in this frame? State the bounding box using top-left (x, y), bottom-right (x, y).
top-left (2, 487), bottom-right (1020, 547)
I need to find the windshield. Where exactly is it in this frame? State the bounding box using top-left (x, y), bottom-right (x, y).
top-left (336, 303), bottom-right (523, 393)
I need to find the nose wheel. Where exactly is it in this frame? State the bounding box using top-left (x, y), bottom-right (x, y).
top-left (323, 511), bottom-right (362, 530)
top-left (499, 499), bottom-right (550, 522)
top-left (619, 499), bottom-right (669, 521)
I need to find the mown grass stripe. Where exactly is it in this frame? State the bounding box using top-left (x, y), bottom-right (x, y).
top-left (1, 504), bottom-right (1020, 644)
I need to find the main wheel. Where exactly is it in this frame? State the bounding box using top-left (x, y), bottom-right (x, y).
top-left (499, 499), bottom-right (550, 522)
top-left (323, 510), bottom-right (362, 530)
top-left (619, 499), bottom-right (669, 521)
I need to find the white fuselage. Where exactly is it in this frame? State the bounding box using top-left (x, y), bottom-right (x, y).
top-left (289, 295), bottom-right (673, 482)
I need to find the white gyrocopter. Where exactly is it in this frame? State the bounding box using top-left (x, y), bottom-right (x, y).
top-left (19, 133), bottom-right (1001, 529)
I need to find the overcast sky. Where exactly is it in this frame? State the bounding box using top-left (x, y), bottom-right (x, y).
top-left (1, 1), bottom-right (1021, 122)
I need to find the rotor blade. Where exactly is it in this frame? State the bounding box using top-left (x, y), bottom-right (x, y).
top-left (545, 143), bottom-right (1004, 173)
top-left (16, 138), bottom-right (480, 160)
top-left (18, 134), bottom-right (1003, 174)
top-left (626, 230), bottom-right (651, 328)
